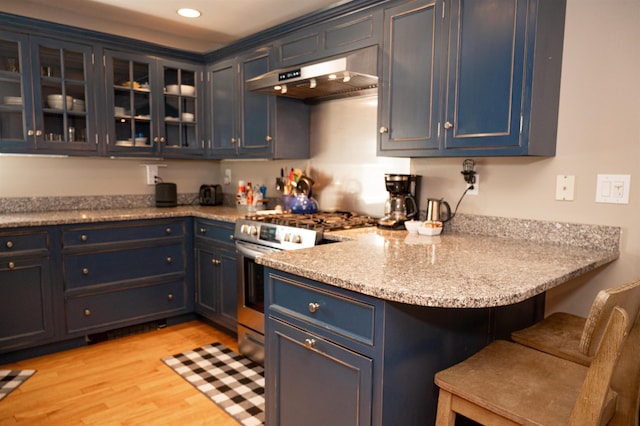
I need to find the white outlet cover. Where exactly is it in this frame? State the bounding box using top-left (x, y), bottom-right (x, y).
top-left (555, 175), bottom-right (575, 201)
top-left (596, 174), bottom-right (631, 204)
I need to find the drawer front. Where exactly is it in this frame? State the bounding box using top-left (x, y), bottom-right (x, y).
top-left (194, 219), bottom-right (234, 244)
top-left (65, 280), bottom-right (186, 334)
top-left (62, 220), bottom-right (184, 247)
top-left (63, 243), bottom-right (185, 289)
top-left (0, 230), bottom-right (49, 254)
top-left (268, 274), bottom-right (376, 346)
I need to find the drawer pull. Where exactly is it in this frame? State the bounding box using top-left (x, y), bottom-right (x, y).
top-left (165, 227), bottom-right (172, 234)
top-left (211, 259), bottom-right (221, 265)
top-left (81, 234), bottom-right (88, 242)
top-left (166, 256), bottom-right (173, 264)
top-left (308, 302), bottom-right (320, 313)
top-left (304, 338), bottom-right (316, 349)
top-left (167, 293), bottom-right (174, 301)
top-left (8, 261), bottom-right (15, 270)
top-left (82, 268), bottom-right (89, 275)
top-left (84, 309), bottom-right (91, 316)
top-left (6, 241), bottom-right (13, 249)
top-left (199, 227), bottom-right (206, 234)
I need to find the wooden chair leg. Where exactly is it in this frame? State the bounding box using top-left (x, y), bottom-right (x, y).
top-left (435, 389), bottom-right (456, 426)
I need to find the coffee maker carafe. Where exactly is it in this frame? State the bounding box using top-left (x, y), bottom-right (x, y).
top-left (377, 174), bottom-right (419, 229)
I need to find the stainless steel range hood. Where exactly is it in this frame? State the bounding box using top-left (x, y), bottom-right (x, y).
top-left (246, 46), bottom-right (378, 102)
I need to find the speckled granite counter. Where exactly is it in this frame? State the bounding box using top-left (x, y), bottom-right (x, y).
top-left (0, 205), bottom-right (620, 309)
top-left (257, 221), bottom-right (620, 309)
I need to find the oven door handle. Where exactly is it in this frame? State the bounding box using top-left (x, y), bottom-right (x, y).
top-left (236, 241), bottom-right (280, 258)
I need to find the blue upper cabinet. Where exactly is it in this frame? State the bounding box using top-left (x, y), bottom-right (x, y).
top-left (379, 0), bottom-right (566, 157)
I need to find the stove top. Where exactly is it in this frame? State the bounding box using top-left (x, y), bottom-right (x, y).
top-left (244, 211), bottom-right (377, 232)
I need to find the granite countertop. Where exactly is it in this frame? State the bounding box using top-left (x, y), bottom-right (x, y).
top-left (0, 206), bottom-right (620, 309)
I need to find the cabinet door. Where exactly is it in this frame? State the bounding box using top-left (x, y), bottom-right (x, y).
top-left (31, 37), bottom-right (97, 153)
top-left (0, 257), bottom-right (55, 352)
top-left (158, 60), bottom-right (205, 157)
top-left (0, 31), bottom-right (36, 151)
top-left (195, 244), bottom-right (237, 330)
top-left (239, 50), bottom-right (272, 158)
top-left (443, 0), bottom-right (528, 152)
top-left (208, 59), bottom-right (237, 157)
top-left (218, 247), bottom-right (238, 327)
top-left (267, 318), bottom-right (373, 426)
top-left (195, 246), bottom-right (220, 318)
top-left (378, 0), bottom-right (444, 156)
top-left (104, 50), bottom-right (159, 155)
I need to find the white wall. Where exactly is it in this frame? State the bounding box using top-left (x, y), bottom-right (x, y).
top-left (0, 0), bottom-right (638, 316)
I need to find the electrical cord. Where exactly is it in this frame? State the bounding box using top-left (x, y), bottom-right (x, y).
top-left (445, 184), bottom-right (474, 223)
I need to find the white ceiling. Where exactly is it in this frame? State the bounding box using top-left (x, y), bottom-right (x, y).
top-left (0, 0), bottom-right (349, 53)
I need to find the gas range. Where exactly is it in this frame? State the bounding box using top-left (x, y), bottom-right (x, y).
top-left (234, 211), bottom-right (377, 251)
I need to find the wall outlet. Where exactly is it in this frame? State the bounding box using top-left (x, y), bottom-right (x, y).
top-left (145, 164), bottom-right (158, 185)
top-left (555, 175), bottom-right (575, 201)
top-left (596, 174), bottom-right (631, 204)
top-left (467, 174), bottom-right (479, 195)
top-left (224, 169), bottom-right (232, 185)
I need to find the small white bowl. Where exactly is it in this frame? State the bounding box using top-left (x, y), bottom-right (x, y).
top-left (404, 220), bottom-right (422, 234)
top-left (181, 112), bottom-right (194, 122)
top-left (418, 221), bottom-right (443, 236)
top-left (47, 94), bottom-right (73, 110)
top-left (114, 106), bottom-right (126, 116)
top-left (134, 137), bottom-right (148, 146)
top-left (166, 84), bottom-right (195, 96)
top-left (72, 99), bottom-right (85, 112)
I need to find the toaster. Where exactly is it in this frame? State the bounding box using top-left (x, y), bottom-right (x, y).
top-left (199, 184), bottom-right (223, 206)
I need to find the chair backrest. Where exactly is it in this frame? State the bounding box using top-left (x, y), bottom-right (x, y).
top-left (569, 306), bottom-right (630, 425)
top-left (580, 278), bottom-right (640, 357)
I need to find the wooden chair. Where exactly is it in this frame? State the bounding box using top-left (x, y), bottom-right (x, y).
top-left (511, 278), bottom-right (640, 425)
top-left (434, 306), bottom-right (638, 425)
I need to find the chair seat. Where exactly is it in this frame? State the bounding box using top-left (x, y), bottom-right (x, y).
top-left (511, 312), bottom-right (590, 366)
top-left (434, 340), bottom-right (617, 425)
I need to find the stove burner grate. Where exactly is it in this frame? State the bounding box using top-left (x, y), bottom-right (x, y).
top-left (244, 211), bottom-right (377, 231)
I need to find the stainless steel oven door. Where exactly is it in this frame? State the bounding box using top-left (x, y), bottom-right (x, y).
top-left (236, 240), bottom-right (280, 365)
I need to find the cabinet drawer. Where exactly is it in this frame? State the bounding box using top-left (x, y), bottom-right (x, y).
top-left (63, 243), bottom-right (185, 289)
top-left (0, 230), bottom-right (49, 254)
top-left (268, 274), bottom-right (376, 346)
top-left (194, 219), bottom-right (234, 244)
top-left (62, 220), bottom-right (184, 247)
top-left (65, 280), bottom-right (186, 334)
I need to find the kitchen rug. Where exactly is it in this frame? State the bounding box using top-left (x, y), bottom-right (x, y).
top-left (162, 342), bottom-right (265, 426)
top-left (0, 370), bottom-right (36, 401)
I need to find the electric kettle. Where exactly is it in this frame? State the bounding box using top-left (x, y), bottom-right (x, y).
top-left (426, 198), bottom-right (451, 222)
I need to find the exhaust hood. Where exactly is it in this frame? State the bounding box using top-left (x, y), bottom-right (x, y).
top-left (246, 46), bottom-right (378, 102)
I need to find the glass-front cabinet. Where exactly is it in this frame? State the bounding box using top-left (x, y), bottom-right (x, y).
top-left (0, 31), bottom-right (96, 154)
top-left (105, 50), bottom-right (204, 158)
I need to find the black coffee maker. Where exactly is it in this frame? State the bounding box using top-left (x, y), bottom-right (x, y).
top-left (377, 174), bottom-right (420, 229)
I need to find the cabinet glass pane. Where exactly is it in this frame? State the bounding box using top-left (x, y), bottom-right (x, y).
top-left (163, 66), bottom-right (198, 150)
top-left (111, 58), bottom-right (152, 147)
top-left (0, 40), bottom-right (25, 140)
top-left (39, 46), bottom-right (89, 144)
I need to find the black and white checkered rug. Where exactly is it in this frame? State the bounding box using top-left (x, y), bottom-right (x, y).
top-left (0, 370), bottom-right (36, 401)
top-left (162, 342), bottom-right (264, 426)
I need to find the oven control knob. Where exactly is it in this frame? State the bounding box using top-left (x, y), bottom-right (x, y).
top-left (291, 234), bottom-right (302, 244)
top-left (283, 233), bottom-right (291, 242)
top-left (249, 225), bottom-right (258, 236)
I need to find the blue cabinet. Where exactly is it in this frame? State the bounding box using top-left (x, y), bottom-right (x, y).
top-left (379, 0), bottom-right (566, 157)
top-left (194, 219), bottom-right (237, 331)
top-left (60, 219), bottom-right (192, 336)
top-left (104, 50), bottom-right (205, 158)
top-left (0, 30), bottom-right (98, 154)
top-left (0, 228), bottom-right (56, 353)
top-left (207, 47), bottom-right (309, 159)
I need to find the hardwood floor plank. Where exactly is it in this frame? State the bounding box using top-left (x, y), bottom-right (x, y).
top-left (0, 321), bottom-right (243, 425)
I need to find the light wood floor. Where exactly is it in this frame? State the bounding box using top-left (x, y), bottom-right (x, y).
top-left (0, 321), bottom-right (242, 425)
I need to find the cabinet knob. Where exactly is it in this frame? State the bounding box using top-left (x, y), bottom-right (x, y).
top-left (308, 302), bottom-right (320, 313)
top-left (154, 137), bottom-right (160, 143)
top-left (82, 268), bottom-right (89, 275)
top-left (81, 234), bottom-right (88, 242)
top-left (167, 293), bottom-right (174, 301)
top-left (28, 129), bottom-right (35, 136)
top-left (231, 137), bottom-right (237, 144)
top-left (8, 261), bottom-right (15, 270)
top-left (379, 126), bottom-right (389, 134)
top-left (265, 135), bottom-right (273, 142)
top-left (84, 309), bottom-right (91, 316)
top-left (444, 121), bottom-right (454, 130)
top-left (199, 227), bottom-right (206, 234)
top-left (166, 256), bottom-right (173, 264)
top-left (165, 227), bottom-right (172, 234)
top-left (159, 137), bottom-right (166, 143)
top-left (6, 241), bottom-right (13, 249)
top-left (304, 338), bottom-right (316, 349)
top-left (36, 130), bottom-right (43, 136)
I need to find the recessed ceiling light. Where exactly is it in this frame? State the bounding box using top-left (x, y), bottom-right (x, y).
top-left (177, 8), bottom-right (201, 18)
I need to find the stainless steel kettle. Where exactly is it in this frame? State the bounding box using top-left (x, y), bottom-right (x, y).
top-left (426, 198), bottom-right (451, 222)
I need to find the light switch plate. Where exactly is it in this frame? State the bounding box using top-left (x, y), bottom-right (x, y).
top-left (555, 175), bottom-right (575, 201)
top-left (596, 174), bottom-right (631, 204)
